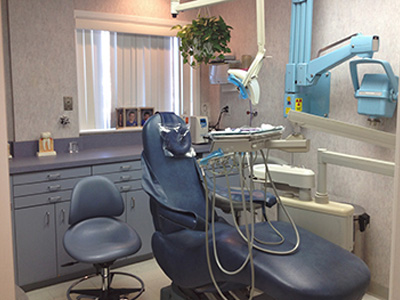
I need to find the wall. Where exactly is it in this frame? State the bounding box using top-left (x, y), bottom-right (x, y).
top-left (0, 3), bottom-right (16, 299)
top-left (205, 0), bottom-right (398, 295)
top-left (7, 0), bottom-right (78, 142)
top-left (5, 0), bottom-right (195, 142)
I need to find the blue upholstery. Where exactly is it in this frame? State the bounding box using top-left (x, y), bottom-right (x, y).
top-left (64, 176), bottom-right (141, 264)
top-left (142, 113), bottom-right (370, 300)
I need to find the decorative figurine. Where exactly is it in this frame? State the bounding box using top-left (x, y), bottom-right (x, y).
top-left (37, 132), bottom-right (57, 157)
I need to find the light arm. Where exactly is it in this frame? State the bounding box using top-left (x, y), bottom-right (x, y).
top-left (238, 0), bottom-right (265, 87)
top-left (171, 0), bottom-right (235, 16)
top-left (227, 0), bottom-right (266, 104)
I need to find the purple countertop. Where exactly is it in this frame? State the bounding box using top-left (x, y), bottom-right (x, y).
top-left (9, 143), bottom-right (211, 175)
top-left (9, 145), bottom-right (143, 175)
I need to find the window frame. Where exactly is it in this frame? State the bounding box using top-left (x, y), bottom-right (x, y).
top-left (74, 10), bottom-right (200, 134)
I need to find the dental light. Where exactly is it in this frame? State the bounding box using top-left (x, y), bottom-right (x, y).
top-left (172, 0), bottom-right (266, 105)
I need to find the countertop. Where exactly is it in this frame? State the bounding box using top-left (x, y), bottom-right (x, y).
top-left (9, 143), bottom-right (212, 175)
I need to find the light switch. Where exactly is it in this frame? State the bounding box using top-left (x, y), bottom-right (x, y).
top-left (63, 96), bottom-right (73, 111)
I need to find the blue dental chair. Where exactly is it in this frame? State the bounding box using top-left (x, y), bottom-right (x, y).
top-left (141, 112), bottom-right (370, 300)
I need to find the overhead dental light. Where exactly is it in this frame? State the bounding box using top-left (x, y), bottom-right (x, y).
top-left (171, 0), bottom-right (266, 105)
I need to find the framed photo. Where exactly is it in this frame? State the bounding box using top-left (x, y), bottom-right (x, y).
top-left (116, 108), bottom-right (125, 129)
top-left (139, 107), bottom-right (154, 126)
top-left (125, 108), bottom-right (139, 127)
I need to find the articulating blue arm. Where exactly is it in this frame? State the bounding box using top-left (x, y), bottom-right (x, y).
top-left (297, 34), bottom-right (379, 87)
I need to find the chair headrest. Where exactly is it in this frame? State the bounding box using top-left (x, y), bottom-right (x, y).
top-left (158, 112), bottom-right (194, 158)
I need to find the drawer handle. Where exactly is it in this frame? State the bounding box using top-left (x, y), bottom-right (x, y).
top-left (131, 197), bottom-right (136, 209)
top-left (120, 165), bottom-right (132, 171)
top-left (120, 185), bottom-right (131, 192)
top-left (61, 209), bottom-right (66, 223)
top-left (120, 175), bottom-right (132, 181)
top-left (45, 212), bottom-right (51, 225)
top-left (47, 173), bottom-right (61, 180)
top-left (48, 196), bottom-right (62, 203)
top-left (48, 185), bottom-right (61, 192)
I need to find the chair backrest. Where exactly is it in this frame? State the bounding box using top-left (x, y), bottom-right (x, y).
top-left (69, 176), bottom-right (124, 225)
top-left (141, 113), bottom-right (210, 229)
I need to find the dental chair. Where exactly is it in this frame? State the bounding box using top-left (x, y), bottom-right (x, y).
top-left (141, 112), bottom-right (370, 300)
top-left (63, 176), bottom-right (145, 300)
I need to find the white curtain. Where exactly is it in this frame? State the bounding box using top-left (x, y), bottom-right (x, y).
top-left (76, 29), bottom-right (199, 131)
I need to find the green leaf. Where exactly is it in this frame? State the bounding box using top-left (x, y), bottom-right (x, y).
top-left (172, 15), bottom-right (233, 68)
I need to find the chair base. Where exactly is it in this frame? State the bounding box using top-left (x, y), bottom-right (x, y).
top-left (160, 284), bottom-right (275, 300)
top-left (67, 269), bottom-right (144, 300)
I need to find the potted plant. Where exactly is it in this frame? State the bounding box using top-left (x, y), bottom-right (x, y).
top-left (172, 15), bottom-right (233, 67)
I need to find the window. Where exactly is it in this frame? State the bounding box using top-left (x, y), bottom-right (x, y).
top-left (75, 13), bottom-right (199, 132)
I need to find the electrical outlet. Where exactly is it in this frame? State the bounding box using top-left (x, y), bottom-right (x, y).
top-left (201, 103), bottom-right (209, 116)
top-left (63, 96), bottom-right (73, 111)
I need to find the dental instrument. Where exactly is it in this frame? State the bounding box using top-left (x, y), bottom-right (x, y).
top-left (200, 139), bottom-right (301, 300)
top-left (172, 0), bottom-right (266, 105)
top-left (284, 0), bottom-right (379, 117)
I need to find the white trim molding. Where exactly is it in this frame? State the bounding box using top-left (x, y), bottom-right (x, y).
top-left (74, 10), bottom-right (188, 37)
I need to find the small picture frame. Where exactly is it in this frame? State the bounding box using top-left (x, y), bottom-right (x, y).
top-left (116, 108), bottom-right (125, 129)
top-left (125, 108), bottom-right (139, 127)
top-left (139, 107), bottom-right (154, 126)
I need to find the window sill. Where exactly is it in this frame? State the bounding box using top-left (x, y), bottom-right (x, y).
top-left (79, 127), bottom-right (143, 136)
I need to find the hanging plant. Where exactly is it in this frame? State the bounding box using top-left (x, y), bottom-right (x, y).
top-left (172, 15), bottom-right (233, 67)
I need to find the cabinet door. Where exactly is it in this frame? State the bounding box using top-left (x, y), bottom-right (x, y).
top-left (56, 202), bottom-right (91, 276)
top-left (125, 190), bottom-right (154, 257)
top-left (14, 204), bottom-right (57, 286)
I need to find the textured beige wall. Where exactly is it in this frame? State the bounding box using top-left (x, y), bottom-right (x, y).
top-left (207, 0), bottom-right (399, 293)
top-left (7, 0), bottom-right (78, 142)
top-left (6, 0), bottom-right (196, 142)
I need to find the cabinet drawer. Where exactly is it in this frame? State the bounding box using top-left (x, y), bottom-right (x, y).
top-left (115, 181), bottom-right (142, 193)
top-left (13, 167), bottom-right (91, 185)
top-left (93, 161), bottom-right (141, 175)
top-left (14, 178), bottom-right (81, 197)
top-left (14, 191), bottom-right (71, 209)
top-left (100, 170), bottom-right (141, 183)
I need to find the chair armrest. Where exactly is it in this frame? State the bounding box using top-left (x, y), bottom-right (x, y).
top-left (156, 203), bottom-right (206, 232)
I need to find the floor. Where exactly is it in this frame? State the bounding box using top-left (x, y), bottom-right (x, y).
top-left (26, 258), bottom-right (383, 300)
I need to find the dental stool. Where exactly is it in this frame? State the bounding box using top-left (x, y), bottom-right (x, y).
top-left (141, 112), bottom-right (371, 300)
top-left (63, 176), bottom-right (144, 300)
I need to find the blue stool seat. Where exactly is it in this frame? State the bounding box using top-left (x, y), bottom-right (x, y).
top-left (64, 217), bottom-right (141, 264)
